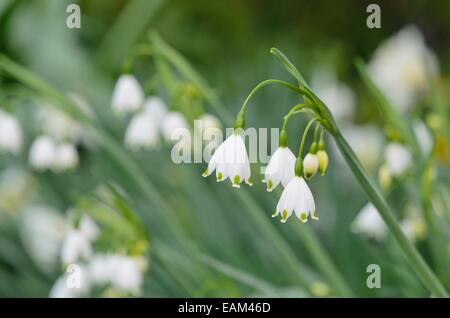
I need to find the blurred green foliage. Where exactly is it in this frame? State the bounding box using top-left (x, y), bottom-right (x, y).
top-left (0, 0), bottom-right (449, 297)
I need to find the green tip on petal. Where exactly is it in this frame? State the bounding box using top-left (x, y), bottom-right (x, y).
top-left (217, 172), bottom-right (223, 181)
top-left (312, 211), bottom-right (319, 220)
top-left (233, 175), bottom-right (240, 185)
top-left (246, 177), bottom-right (253, 186)
top-left (202, 168), bottom-right (209, 177)
top-left (272, 210), bottom-right (277, 218)
top-left (267, 179), bottom-right (273, 191)
top-left (300, 212), bottom-right (308, 223)
top-left (281, 210), bottom-right (288, 223)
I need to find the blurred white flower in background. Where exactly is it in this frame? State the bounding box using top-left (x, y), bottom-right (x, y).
top-left (413, 121), bottom-right (434, 156)
top-left (161, 111), bottom-right (190, 142)
top-left (351, 203), bottom-right (387, 240)
top-left (385, 142), bottom-right (412, 176)
top-left (87, 254), bottom-right (144, 295)
top-left (401, 216), bottom-right (426, 242)
top-left (143, 96), bottom-right (168, 127)
top-left (61, 229), bottom-right (92, 265)
top-left (312, 68), bottom-right (356, 123)
top-left (49, 266), bottom-right (89, 298)
top-left (54, 143), bottom-right (79, 171)
top-left (0, 166), bottom-right (33, 214)
top-left (29, 136), bottom-right (80, 172)
top-left (29, 135), bottom-right (57, 171)
top-left (336, 124), bottom-right (384, 171)
top-left (20, 205), bottom-right (67, 273)
top-left (196, 113), bottom-right (222, 132)
top-left (125, 110), bottom-right (160, 150)
top-left (37, 103), bottom-right (84, 143)
top-left (60, 214), bottom-right (99, 265)
top-left (111, 74), bottom-right (144, 114)
top-left (368, 25), bottom-right (438, 113)
top-left (0, 109), bottom-right (23, 155)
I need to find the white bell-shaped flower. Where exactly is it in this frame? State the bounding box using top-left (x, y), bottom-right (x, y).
top-left (29, 135), bottom-right (57, 171)
top-left (368, 25), bottom-right (438, 112)
top-left (202, 132), bottom-right (252, 188)
top-left (385, 142), bottom-right (412, 176)
top-left (60, 229), bottom-right (92, 264)
top-left (274, 176), bottom-right (316, 223)
top-left (54, 143), bottom-right (79, 171)
top-left (0, 109), bottom-right (23, 155)
top-left (111, 74), bottom-right (144, 114)
top-left (124, 111), bottom-right (159, 150)
top-left (142, 96), bottom-right (168, 126)
top-left (351, 203), bottom-right (387, 240)
top-left (264, 147), bottom-right (296, 191)
top-left (161, 111), bottom-right (189, 142)
top-left (87, 254), bottom-right (143, 294)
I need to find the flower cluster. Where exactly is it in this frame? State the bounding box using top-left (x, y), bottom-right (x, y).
top-left (48, 186), bottom-right (149, 298)
top-left (28, 95), bottom-right (92, 172)
top-left (111, 74), bottom-right (220, 151)
top-left (203, 111), bottom-right (330, 224)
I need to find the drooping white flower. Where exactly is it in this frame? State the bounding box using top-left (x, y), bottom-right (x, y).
top-left (368, 25), bottom-right (438, 112)
top-left (273, 176), bottom-right (316, 223)
top-left (29, 135), bottom-right (57, 171)
top-left (124, 111), bottom-right (159, 150)
top-left (161, 111), bottom-right (189, 142)
top-left (60, 229), bottom-right (92, 265)
top-left (78, 214), bottom-right (99, 242)
top-left (142, 96), bottom-right (168, 126)
top-left (351, 203), bottom-right (387, 240)
top-left (202, 132), bottom-right (252, 187)
top-left (0, 109), bottom-right (23, 155)
top-left (264, 147), bottom-right (296, 191)
top-left (401, 217), bottom-right (426, 242)
top-left (54, 143), bottom-right (79, 171)
top-left (37, 103), bottom-right (84, 143)
top-left (111, 74), bottom-right (144, 114)
top-left (413, 121), bottom-right (433, 156)
top-left (20, 205), bottom-right (67, 273)
top-left (385, 142), bottom-right (412, 176)
top-left (87, 254), bottom-right (143, 294)
top-left (312, 69), bottom-right (356, 123)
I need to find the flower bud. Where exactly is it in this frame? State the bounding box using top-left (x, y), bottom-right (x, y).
top-left (303, 143), bottom-right (318, 180)
top-left (317, 139), bottom-right (328, 176)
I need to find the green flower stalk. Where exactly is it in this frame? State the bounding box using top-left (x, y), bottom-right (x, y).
top-left (268, 48), bottom-right (448, 298)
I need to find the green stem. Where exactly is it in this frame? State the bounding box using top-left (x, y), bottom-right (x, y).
top-left (122, 43), bottom-right (153, 73)
top-left (298, 118), bottom-right (317, 158)
top-left (281, 103), bottom-right (305, 130)
top-left (334, 130), bottom-right (448, 297)
top-left (240, 79), bottom-right (306, 113)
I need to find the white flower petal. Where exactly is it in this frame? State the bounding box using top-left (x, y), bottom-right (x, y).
top-left (111, 75), bottom-right (144, 114)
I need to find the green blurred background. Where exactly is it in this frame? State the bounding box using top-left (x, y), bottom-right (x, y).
top-left (0, 0), bottom-right (449, 297)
